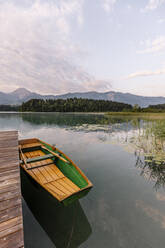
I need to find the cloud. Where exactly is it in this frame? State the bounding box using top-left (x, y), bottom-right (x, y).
top-left (156, 192), bottom-right (165, 201)
top-left (102, 0), bottom-right (117, 13)
top-left (137, 36), bottom-right (165, 54)
top-left (0, 0), bottom-right (111, 94)
top-left (125, 67), bottom-right (165, 79)
top-left (83, 80), bottom-right (112, 92)
top-left (136, 200), bottom-right (165, 228)
top-left (144, 0), bottom-right (165, 11)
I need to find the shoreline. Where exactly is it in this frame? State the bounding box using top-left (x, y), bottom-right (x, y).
top-left (0, 111), bottom-right (105, 114)
top-left (106, 112), bottom-right (165, 115)
top-left (1, 111), bottom-right (165, 117)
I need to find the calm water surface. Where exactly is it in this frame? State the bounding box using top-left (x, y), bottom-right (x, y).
top-left (0, 112), bottom-right (165, 248)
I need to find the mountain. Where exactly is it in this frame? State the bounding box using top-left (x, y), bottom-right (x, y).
top-left (0, 88), bottom-right (53, 105)
top-left (1, 88), bottom-right (165, 107)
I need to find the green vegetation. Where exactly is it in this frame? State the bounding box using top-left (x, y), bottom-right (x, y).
top-left (131, 103), bottom-right (165, 113)
top-left (108, 103), bottom-right (165, 114)
top-left (106, 112), bottom-right (165, 120)
top-left (125, 119), bottom-right (165, 189)
top-left (18, 99), bottom-right (165, 113)
top-left (147, 103), bottom-right (165, 111)
top-left (0, 105), bottom-right (19, 111)
top-left (19, 98), bottom-right (133, 112)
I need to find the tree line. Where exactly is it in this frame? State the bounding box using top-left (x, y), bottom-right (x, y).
top-left (1, 98), bottom-right (165, 112)
top-left (19, 98), bottom-right (133, 112)
top-left (132, 103), bottom-right (165, 113)
top-left (0, 105), bottom-right (19, 111)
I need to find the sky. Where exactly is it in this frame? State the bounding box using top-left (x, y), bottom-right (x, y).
top-left (0, 0), bottom-right (165, 96)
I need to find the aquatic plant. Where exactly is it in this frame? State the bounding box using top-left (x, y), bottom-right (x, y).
top-left (133, 120), bottom-right (165, 189)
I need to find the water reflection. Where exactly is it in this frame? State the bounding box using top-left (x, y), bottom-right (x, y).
top-left (1, 112), bottom-right (165, 247)
top-left (21, 168), bottom-right (92, 248)
top-left (1, 112), bottom-right (165, 190)
top-left (135, 153), bottom-right (165, 190)
top-left (21, 112), bottom-right (136, 134)
top-left (21, 112), bottom-right (109, 127)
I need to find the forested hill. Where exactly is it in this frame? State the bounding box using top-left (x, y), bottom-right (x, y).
top-left (20, 98), bottom-right (133, 112)
top-left (148, 103), bottom-right (165, 110)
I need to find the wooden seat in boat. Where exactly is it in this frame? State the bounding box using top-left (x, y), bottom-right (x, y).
top-left (26, 154), bottom-right (55, 164)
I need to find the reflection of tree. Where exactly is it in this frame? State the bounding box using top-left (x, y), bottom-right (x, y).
top-left (21, 113), bottom-right (137, 133)
top-left (21, 112), bottom-right (110, 127)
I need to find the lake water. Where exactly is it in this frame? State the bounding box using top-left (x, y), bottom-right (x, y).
top-left (0, 112), bottom-right (165, 248)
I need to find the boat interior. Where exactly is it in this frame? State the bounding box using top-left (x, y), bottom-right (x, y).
top-left (19, 140), bottom-right (82, 202)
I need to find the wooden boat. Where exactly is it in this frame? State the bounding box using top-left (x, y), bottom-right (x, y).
top-left (19, 138), bottom-right (93, 205)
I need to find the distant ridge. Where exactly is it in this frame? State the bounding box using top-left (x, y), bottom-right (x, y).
top-left (0, 88), bottom-right (165, 107)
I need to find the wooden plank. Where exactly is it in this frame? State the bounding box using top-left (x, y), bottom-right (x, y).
top-left (44, 165), bottom-right (59, 181)
top-left (63, 177), bottom-right (80, 191)
top-left (0, 141), bottom-right (18, 148)
top-left (0, 148), bottom-right (18, 155)
top-left (0, 178), bottom-right (19, 189)
top-left (0, 166), bottom-right (19, 174)
top-left (49, 164), bottom-right (64, 178)
top-left (19, 138), bottom-right (38, 145)
top-left (57, 178), bottom-right (76, 194)
top-left (22, 142), bottom-right (41, 149)
top-left (0, 131), bottom-right (18, 135)
top-left (27, 162), bottom-right (53, 170)
top-left (0, 150), bottom-right (18, 159)
top-left (0, 183), bottom-right (20, 194)
top-left (0, 137), bottom-right (18, 143)
top-left (45, 182), bottom-right (66, 198)
top-left (0, 223), bottom-right (23, 239)
top-left (0, 134), bottom-right (17, 139)
top-left (0, 196), bottom-right (22, 212)
top-left (0, 169), bottom-right (19, 178)
top-left (0, 190), bottom-right (21, 202)
top-left (0, 162), bottom-right (19, 173)
top-left (0, 228), bottom-right (24, 248)
top-left (0, 171), bottom-right (20, 182)
top-left (0, 216), bottom-right (22, 234)
top-left (30, 167), bottom-right (48, 184)
top-left (37, 167), bottom-right (53, 183)
top-left (51, 181), bottom-right (71, 195)
top-left (0, 156), bottom-right (19, 165)
top-left (0, 140), bottom-right (18, 148)
top-left (0, 130), bottom-right (17, 134)
top-left (0, 205), bottom-right (22, 224)
top-left (26, 169), bottom-right (38, 182)
top-left (0, 131), bottom-right (24, 248)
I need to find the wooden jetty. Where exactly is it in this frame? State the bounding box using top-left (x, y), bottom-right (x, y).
top-left (0, 131), bottom-right (24, 248)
